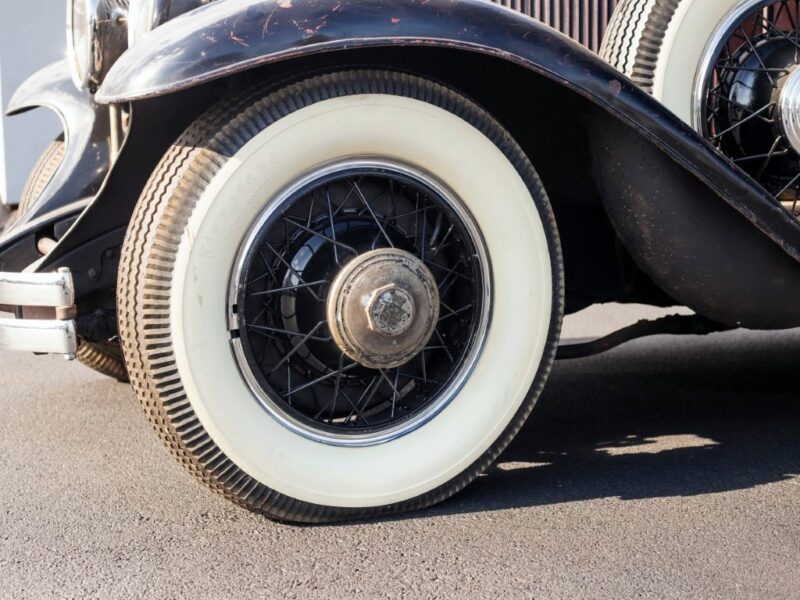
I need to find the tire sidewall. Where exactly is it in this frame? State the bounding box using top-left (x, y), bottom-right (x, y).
top-left (169, 91), bottom-right (557, 509)
top-left (653, 0), bottom-right (741, 123)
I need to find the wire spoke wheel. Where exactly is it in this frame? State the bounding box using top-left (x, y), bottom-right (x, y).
top-left (230, 160), bottom-right (490, 445)
top-left (119, 70), bottom-right (562, 523)
top-left (697, 0), bottom-right (800, 210)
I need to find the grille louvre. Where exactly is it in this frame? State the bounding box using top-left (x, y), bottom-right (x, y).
top-left (493, 0), bottom-right (619, 52)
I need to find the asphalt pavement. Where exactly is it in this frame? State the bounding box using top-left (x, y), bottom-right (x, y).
top-left (1, 305), bottom-right (798, 599)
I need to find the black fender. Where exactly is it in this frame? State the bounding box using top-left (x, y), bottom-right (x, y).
top-left (44, 0), bottom-right (800, 328)
top-left (0, 61), bottom-right (110, 271)
top-left (6, 61), bottom-right (109, 224)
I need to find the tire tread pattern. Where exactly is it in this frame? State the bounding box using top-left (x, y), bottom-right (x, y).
top-left (600, 0), bottom-right (681, 93)
top-left (19, 137), bottom-right (65, 215)
top-left (76, 342), bottom-right (129, 383)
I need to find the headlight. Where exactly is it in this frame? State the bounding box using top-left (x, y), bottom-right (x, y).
top-left (67, 0), bottom-right (128, 91)
top-left (66, 0), bottom-right (93, 88)
top-left (128, 0), bottom-right (160, 48)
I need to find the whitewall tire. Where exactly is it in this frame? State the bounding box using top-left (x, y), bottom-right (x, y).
top-left (118, 70), bottom-right (563, 523)
top-left (603, 0), bottom-right (800, 200)
top-left (601, 0), bottom-right (741, 124)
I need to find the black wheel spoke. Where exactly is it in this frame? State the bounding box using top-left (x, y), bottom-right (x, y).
top-left (291, 362), bottom-right (358, 399)
top-left (264, 242), bottom-right (323, 301)
top-left (439, 301), bottom-right (474, 323)
top-left (352, 180), bottom-right (395, 248)
top-left (711, 102), bottom-right (775, 141)
top-left (702, 0), bottom-right (800, 205)
top-left (248, 280), bottom-right (329, 297)
top-left (249, 323), bottom-right (332, 342)
top-left (270, 321), bottom-right (328, 373)
top-left (326, 186), bottom-right (341, 266)
top-left (283, 216), bottom-right (359, 255)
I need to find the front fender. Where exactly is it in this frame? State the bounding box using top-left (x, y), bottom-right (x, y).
top-left (7, 60), bottom-right (109, 225)
top-left (96, 0), bottom-right (800, 260)
top-left (59, 0), bottom-right (800, 326)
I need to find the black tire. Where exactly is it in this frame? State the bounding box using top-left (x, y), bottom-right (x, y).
top-left (76, 341), bottom-right (129, 383)
top-left (118, 70), bottom-right (564, 523)
top-left (20, 136), bottom-right (129, 383)
top-left (599, 0), bottom-right (681, 93)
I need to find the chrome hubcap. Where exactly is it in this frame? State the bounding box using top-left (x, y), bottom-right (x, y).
top-left (779, 67), bottom-right (800, 154)
top-left (326, 248), bottom-right (440, 369)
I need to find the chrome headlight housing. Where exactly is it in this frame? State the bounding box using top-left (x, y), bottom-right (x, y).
top-left (127, 0), bottom-right (160, 47)
top-left (128, 0), bottom-right (214, 47)
top-left (67, 0), bottom-right (128, 91)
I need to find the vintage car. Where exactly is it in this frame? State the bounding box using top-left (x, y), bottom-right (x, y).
top-left (1, 0), bottom-right (798, 523)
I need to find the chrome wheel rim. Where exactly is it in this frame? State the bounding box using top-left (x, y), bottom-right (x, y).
top-left (228, 159), bottom-right (492, 447)
top-left (694, 0), bottom-right (800, 205)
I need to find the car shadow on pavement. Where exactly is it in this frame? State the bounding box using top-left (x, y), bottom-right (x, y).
top-left (411, 329), bottom-right (800, 519)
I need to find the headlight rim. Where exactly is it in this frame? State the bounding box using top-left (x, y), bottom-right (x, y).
top-left (67, 0), bottom-right (129, 92)
top-left (127, 0), bottom-right (166, 48)
top-left (66, 0), bottom-right (95, 90)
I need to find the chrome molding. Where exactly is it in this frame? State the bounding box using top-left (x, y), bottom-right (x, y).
top-left (692, 0), bottom-right (772, 132)
top-left (0, 268), bottom-right (77, 358)
top-left (0, 319), bottom-right (77, 355)
top-left (0, 271), bottom-right (75, 308)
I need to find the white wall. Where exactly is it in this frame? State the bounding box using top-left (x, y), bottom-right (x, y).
top-left (0, 1), bottom-right (65, 205)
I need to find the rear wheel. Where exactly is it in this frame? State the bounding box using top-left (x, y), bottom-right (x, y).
top-left (75, 341), bottom-right (129, 383)
top-left (118, 70), bottom-right (563, 523)
top-left (603, 0), bottom-right (800, 209)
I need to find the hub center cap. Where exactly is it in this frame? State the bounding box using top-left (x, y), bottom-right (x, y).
top-left (327, 248), bottom-right (440, 369)
top-left (779, 66), bottom-right (800, 154)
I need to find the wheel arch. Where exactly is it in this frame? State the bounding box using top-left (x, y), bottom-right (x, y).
top-left (47, 40), bottom-right (800, 328)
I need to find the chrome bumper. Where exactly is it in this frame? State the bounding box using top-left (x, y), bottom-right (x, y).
top-left (0, 268), bottom-right (77, 358)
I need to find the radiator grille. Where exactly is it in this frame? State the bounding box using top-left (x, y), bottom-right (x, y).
top-left (493, 0), bottom-right (619, 53)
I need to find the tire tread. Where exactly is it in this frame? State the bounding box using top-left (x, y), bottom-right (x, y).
top-left (600, 0), bottom-right (682, 93)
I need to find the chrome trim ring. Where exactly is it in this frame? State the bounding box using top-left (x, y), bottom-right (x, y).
top-left (692, 0), bottom-right (775, 132)
top-left (227, 158), bottom-right (492, 447)
top-left (0, 270), bottom-right (74, 308)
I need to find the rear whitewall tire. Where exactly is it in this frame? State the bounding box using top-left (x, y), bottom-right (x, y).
top-left (602, 0), bottom-right (740, 124)
top-left (119, 71), bottom-right (563, 522)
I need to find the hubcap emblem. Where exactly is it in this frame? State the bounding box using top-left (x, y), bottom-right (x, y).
top-left (368, 285), bottom-right (415, 336)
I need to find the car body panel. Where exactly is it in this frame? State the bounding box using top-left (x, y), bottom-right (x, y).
top-left (94, 0), bottom-right (800, 263)
top-left (0, 0), bottom-right (794, 329)
top-left (6, 61), bottom-right (109, 226)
